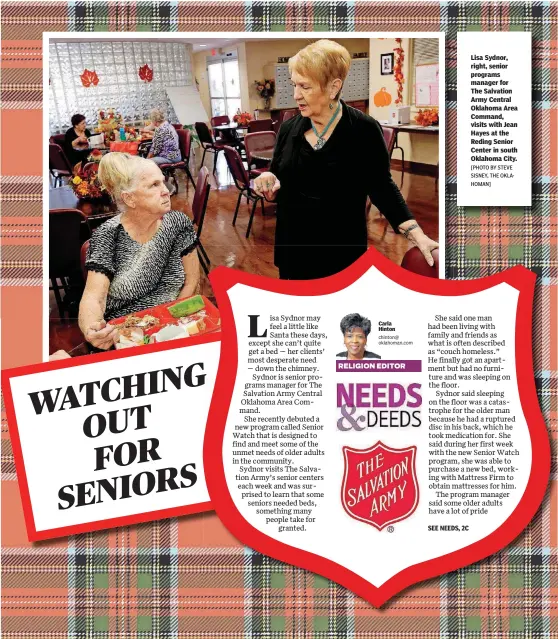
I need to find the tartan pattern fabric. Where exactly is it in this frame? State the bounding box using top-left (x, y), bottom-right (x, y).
top-left (1, 1), bottom-right (557, 637)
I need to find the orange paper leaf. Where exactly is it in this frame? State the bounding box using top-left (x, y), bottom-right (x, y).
top-left (139, 64), bottom-right (153, 82)
top-left (80, 69), bottom-right (99, 87)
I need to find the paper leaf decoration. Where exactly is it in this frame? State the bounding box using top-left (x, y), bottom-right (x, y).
top-left (80, 69), bottom-right (99, 88)
top-left (139, 64), bottom-right (153, 82)
top-left (393, 38), bottom-right (405, 104)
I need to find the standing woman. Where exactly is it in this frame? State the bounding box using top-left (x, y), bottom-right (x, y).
top-left (254, 39), bottom-right (438, 280)
top-left (64, 113), bottom-right (91, 168)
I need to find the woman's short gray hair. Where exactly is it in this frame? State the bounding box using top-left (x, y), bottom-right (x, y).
top-left (289, 39), bottom-right (351, 94)
top-left (150, 108), bottom-right (165, 124)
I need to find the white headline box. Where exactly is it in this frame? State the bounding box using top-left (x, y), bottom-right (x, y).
top-left (457, 32), bottom-right (531, 207)
top-left (5, 339), bottom-right (220, 540)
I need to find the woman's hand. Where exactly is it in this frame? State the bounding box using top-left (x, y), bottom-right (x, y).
top-left (72, 136), bottom-right (88, 148)
top-left (254, 172), bottom-right (281, 201)
top-left (84, 319), bottom-right (117, 350)
top-left (399, 222), bottom-right (439, 267)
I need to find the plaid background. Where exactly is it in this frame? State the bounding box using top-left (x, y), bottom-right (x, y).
top-left (1, 1), bottom-right (557, 636)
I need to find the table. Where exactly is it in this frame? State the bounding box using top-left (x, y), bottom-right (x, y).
top-left (380, 124), bottom-right (439, 179)
top-left (109, 140), bottom-right (140, 154)
top-left (212, 123), bottom-right (248, 133)
top-left (49, 186), bottom-right (78, 211)
top-left (49, 186), bottom-right (117, 231)
top-left (212, 123), bottom-right (248, 145)
top-left (90, 145), bottom-right (110, 153)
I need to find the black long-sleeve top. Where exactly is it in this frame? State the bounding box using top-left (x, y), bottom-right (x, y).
top-left (64, 127), bottom-right (91, 168)
top-left (269, 101), bottom-right (413, 279)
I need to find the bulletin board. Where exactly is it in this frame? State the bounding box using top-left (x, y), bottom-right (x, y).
top-left (415, 62), bottom-right (439, 106)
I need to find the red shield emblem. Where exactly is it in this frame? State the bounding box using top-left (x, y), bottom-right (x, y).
top-left (342, 443), bottom-right (418, 530)
top-left (204, 248), bottom-right (550, 607)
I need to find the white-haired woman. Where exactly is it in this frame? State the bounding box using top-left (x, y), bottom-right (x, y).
top-left (254, 39), bottom-right (438, 280)
top-left (78, 153), bottom-right (200, 350)
top-left (146, 108), bottom-right (181, 166)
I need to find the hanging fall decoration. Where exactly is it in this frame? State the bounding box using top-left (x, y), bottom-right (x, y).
top-left (373, 87), bottom-right (392, 107)
top-left (80, 69), bottom-right (99, 87)
top-left (139, 64), bottom-right (153, 82)
top-left (393, 38), bottom-right (405, 104)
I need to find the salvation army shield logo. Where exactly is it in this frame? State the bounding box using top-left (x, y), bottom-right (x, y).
top-left (342, 443), bottom-right (418, 531)
top-left (204, 248), bottom-right (550, 607)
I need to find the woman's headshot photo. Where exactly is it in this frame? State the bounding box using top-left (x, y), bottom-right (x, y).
top-left (336, 313), bottom-right (381, 360)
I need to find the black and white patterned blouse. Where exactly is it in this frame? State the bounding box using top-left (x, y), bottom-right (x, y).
top-left (85, 210), bottom-right (198, 321)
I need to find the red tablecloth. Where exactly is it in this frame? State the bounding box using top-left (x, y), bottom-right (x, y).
top-left (109, 141), bottom-right (140, 154)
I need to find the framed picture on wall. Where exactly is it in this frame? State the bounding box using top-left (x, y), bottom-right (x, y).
top-left (381, 52), bottom-right (394, 75)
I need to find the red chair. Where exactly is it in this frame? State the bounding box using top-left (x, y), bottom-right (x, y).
top-left (381, 124), bottom-right (405, 182)
top-left (158, 128), bottom-right (196, 192)
top-left (223, 145), bottom-right (265, 238)
top-left (82, 162), bottom-right (99, 177)
top-left (191, 166), bottom-right (211, 275)
top-left (49, 143), bottom-right (73, 187)
top-left (280, 109), bottom-right (298, 123)
top-left (49, 209), bottom-right (89, 320)
top-left (211, 115), bottom-right (230, 127)
top-left (248, 119), bottom-right (274, 133)
top-left (273, 108), bottom-right (298, 133)
top-left (49, 133), bottom-right (66, 147)
top-left (244, 131), bottom-right (276, 179)
top-left (171, 123), bottom-right (183, 130)
top-left (210, 115), bottom-right (231, 144)
top-left (381, 126), bottom-right (397, 158)
top-left (401, 247), bottom-right (439, 278)
top-left (195, 122), bottom-right (226, 174)
top-left (85, 212), bottom-right (118, 234)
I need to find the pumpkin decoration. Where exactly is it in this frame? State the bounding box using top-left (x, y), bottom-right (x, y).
top-left (139, 64), bottom-right (153, 83)
top-left (80, 69), bottom-right (99, 88)
top-left (374, 87), bottom-right (392, 107)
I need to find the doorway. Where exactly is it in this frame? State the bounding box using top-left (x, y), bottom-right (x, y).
top-left (207, 55), bottom-right (241, 120)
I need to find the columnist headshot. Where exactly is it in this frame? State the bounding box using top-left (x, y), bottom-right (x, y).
top-left (253, 38), bottom-right (438, 280)
top-left (336, 313), bottom-right (381, 360)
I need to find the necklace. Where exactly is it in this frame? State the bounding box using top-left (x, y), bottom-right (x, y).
top-left (310, 101), bottom-right (341, 150)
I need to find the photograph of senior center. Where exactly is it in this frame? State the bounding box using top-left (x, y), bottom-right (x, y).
top-left (48, 36), bottom-right (441, 359)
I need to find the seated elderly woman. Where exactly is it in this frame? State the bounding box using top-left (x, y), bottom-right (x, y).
top-left (146, 108), bottom-right (181, 166)
top-left (64, 113), bottom-right (92, 167)
top-left (78, 153), bottom-right (200, 350)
